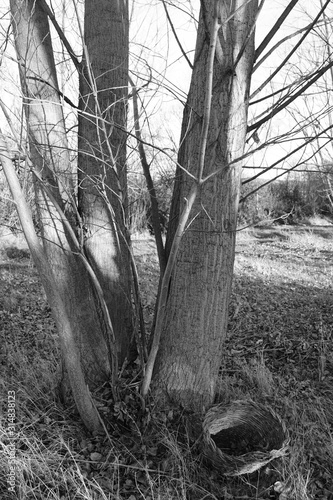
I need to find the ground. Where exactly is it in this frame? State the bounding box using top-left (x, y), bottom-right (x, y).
top-left (0, 224), bottom-right (333, 499)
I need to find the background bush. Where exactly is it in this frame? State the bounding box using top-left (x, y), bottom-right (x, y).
top-left (239, 169), bottom-right (333, 225)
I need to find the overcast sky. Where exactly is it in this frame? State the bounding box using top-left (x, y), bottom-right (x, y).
top-left (1, 1), bottom-right (331, 178)
top-left (129, 0), bottom-right (330, 178)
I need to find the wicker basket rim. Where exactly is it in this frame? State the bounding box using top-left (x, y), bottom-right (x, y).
top-left (202, 399), bottom-right (289, 476)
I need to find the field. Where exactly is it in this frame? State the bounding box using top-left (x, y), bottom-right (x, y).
top-left (1, 225), bottom-right (333, 499)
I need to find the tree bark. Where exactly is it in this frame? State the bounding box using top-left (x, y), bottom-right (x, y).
top-left (0, 132), bottom-right (102, 433)
top-left (78, 0), bottom-right (133, 365)
top-left (154, 0), bottom-right (258, 411)
top-left (10, 0), bottom-right (110, 387)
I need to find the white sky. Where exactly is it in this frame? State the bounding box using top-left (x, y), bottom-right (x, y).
top-left (1, 1), bottom-right (332, 180)
top-left (128, 0), bottom-right (333, 179)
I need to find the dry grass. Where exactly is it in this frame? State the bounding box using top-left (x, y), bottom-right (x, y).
top-left (1, 224), bottom-right (333, 498)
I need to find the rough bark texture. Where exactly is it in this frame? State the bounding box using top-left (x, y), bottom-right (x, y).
top-left (0, 133), bottom-right (101, 433)
top-left (78, 0), bottom-right (133, 364)
top-left (10, 0), bottom-right (110, 386)
top-left (154, 0), bottom-right (258, 411)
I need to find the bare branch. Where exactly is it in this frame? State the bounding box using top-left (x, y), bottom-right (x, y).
top-left (38, 0), bottom-right (82, 71)
top-left (129, 76), bottom-right (167, 274)
top-left (250, 0), bottom-right (331, 101)
top-left (255, 0), bottom-right (300, 62)
top-left (240, 137), bottom-right (332, 202)
top-left (243, 122), bottom-right (333, 186)
top-left (161, 0), bottom-right (194, 70)
top-left (248, 58), bottom-right (333, 133)
top-left (253, 22), bottom-right (314, 74)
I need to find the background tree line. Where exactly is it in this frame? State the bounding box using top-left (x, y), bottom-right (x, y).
top-left (240, 165), bottom-right (333, 225)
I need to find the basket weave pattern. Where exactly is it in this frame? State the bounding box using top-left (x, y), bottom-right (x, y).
top-left (203, 400), bottom-right (289, 476)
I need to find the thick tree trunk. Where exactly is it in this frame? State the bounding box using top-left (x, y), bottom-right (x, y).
top-left (154, 0), bottom-right (258, 411)
top-left (0, 133), bottom-right (101, 433)
top-left (78, 0), bottom-right (133, 365)
top-left (10, 0), bottom-right (110, 387)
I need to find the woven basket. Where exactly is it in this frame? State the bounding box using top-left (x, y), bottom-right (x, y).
top-left (203, 400), bottom-right (289, 476)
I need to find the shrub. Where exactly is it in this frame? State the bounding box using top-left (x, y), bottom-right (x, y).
top-left (239, 171), bottom-right (333, 225)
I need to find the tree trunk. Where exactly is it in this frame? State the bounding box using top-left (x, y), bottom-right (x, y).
top-left (78, 0), bottom-right (133, 365)
top-left (10, 0), bottom-right (110, 388)
top-left (154, 0), bottom-right (258, 411)
top-left (0, 133), bottom-right (101, 433)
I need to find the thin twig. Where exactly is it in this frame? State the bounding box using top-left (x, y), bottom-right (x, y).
top-left (240, 137), bottom-right (333, 202)
top-left (161, 0), bottom-right (194, 70)
top-left (254, 0), bottom-right (300, 62)
top-left (250, 0), bottom-right (331, 101)
top-left (39, 0), bottom-right (82, 71)
top-left (248, 58), bottom-right (333, 133)
top-left (129, 76), bottom-right (167, 274)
